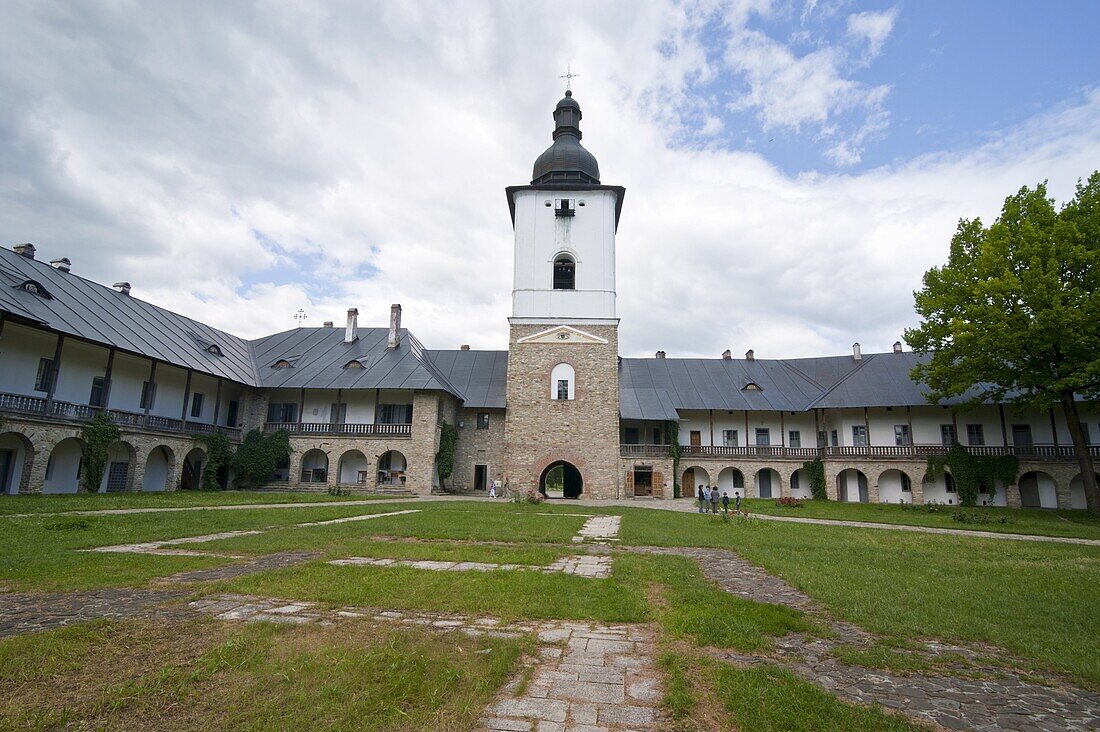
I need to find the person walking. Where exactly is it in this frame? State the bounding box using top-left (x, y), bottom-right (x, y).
top-left (697, 484), bottom-right (706, 513)
top-left (709, 485), bottom-right (719, 514)
top-left (488, 479), bottom-right (497, 499)
top-left (734, 491), bottom-right (742, 514)
top-left (721, 491), bottom-right (730, 516)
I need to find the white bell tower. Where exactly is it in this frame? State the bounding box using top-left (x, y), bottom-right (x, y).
top-left (506, 90), bottom-right (624, 326)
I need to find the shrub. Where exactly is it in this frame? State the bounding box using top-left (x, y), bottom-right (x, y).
top-left (232, 429), bottom-right (291, 488)
top-left (802, 458), bottom-right (827, 500)
top-left (776, 496), bottom-right (804, 508)
top-left (196, 430), bottom-right (233, 491)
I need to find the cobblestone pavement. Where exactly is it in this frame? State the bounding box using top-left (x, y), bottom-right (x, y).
top-left (187, 594), bottom-right (664, 732)
top-left (328, 554), bottom-right (613, 578)
top-left (572, 515), bottom-right (622, 545)
top-left (0, 588), bottom-right (192, 638)
top-left (157, 550), bottom-right (322, 583)
top-left (633, 546), bottom-right (1100, 732)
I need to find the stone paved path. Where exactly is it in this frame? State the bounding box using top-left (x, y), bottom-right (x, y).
top-left (329, 554), bottom-right (613, 578)
top-left (158, 550), bottom-right (322, 583)
top-left (572, 515), bottom-right (622, 545)
top-left (188, 594), bottom-right (665, 731)
top-left (85, 509), bottom-right (421, 557)
top-left (636, 546), bottom-right (1100, 731)
top-left (0, 588), bottom-right (191, 638)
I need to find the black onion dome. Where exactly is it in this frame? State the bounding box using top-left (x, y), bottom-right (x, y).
top-left (531, 90), bottom-right (600, 186)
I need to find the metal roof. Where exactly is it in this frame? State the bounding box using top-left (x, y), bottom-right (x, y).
top-left (620, 352), bottom-right (978, 419)
top-left (426, 350), bottom-right (509, 409)
top-left (0, 248), bottom-right (259, 384)
top-left (249, 327), bottom-right (463, 398)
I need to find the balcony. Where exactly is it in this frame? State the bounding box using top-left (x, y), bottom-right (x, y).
top-left (629, 442), bottom-right (1100, 461)
top-left (263, 422), bottom-right (412, 437)
top-left (0, 391), bottom-right (240, 438)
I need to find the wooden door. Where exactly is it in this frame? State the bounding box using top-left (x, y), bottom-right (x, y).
top-left (690, 431), bottom-right (701, 447)
top-left (652, 471), bottom-right (663, 499)
top-left (625, 470), bottom-right (634, 496)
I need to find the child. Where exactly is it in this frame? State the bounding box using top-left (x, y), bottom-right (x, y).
top-left (721, 491), bottom-right (730, 515)
top-left (734, 491), bottom-right (742, 514)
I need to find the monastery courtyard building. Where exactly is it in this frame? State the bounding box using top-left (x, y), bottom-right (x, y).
top-left (1, 91), bottom-right (1097, 509)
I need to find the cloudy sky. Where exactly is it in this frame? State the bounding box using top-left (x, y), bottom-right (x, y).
top-left (2, 1), bottom-right (1098, 359)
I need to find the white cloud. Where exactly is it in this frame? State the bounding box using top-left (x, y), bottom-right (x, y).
top-left (0, 0), bottom-right (1097, 365)
top-left (846, 7), bottom-right (899, 60)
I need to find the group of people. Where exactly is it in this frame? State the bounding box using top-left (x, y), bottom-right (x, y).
top-left (697, 484), bottom-right (741, 515)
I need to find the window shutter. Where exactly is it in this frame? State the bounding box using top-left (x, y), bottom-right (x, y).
top-left (652, 471), bottom-right (663, 498)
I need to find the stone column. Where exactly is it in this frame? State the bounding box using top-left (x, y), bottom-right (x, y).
top-left (23, 444), bottom-right (45, 495)
top-left (824, 463), bottom-right (839, 500)
top-left (1004, 483), bottom-right (1021, 508)
top-left (287, 449), bottom-right (303, 489)
top-left (407, 392), bottom-right (442, 495)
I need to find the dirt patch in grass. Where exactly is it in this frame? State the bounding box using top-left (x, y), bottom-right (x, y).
top-left (0, 616), bottom-right (528, 731)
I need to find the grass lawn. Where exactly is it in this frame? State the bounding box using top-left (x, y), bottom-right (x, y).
top-left (661, 653), bottom-right (925, 731)
top-left (0, 489), bottom-right (397, 515)
top-left (622, 508), bottom-right (1100, 687)
top-left (737, 497), bottom-right (1100, 540)
top-left (0, 617), bottom-right (528, 731)
top-left (0, 503), bottom-right (416, 591)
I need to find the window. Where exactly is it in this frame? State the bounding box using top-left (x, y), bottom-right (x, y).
top-left (742, 382), bottom-right (762, 391)
top-left (34, 358), bottom-right (53, 392)
top-left (830, 430), bottom-right (838, 447)
top-left (1011, 424), bottom-right (1032, 447)
top-left (755, 428), bottom-right (770, 446)
top-left (553, 256), bottom-right (576, 290)
top-left (18, 280), bottom-right (52, 298)
top-left (378, 403), bottom-right (413, 424)
top-left (271, 359), bottom-right (292, 368)
top-left (225, 400), bottom-right (239, 427)
top-left (941, 424), bottom-right (958, 446)
top-left (901, 473), bottom-right (911, 492)
top-left (330, 403), bottom-right (347, 424)
top-left (190, 393), bottom-right (204, 418)
top-left (944, 473), bottom-right (956, 493)
top-left (624, 427), bottom-right (639, 444)
top-left (791, 471), bottom-right (800, 491)
top-left (550, 363), bottom-right (575, 400)
top-left (966, 424), bottom-right (985, 446)
top-left (343, 360), bottom-right (364, 369)
top-left (477, 412), bottom-right (490, 430)
top-left (266, 402), bottom-right (299, 423)
top-left (852, 425), bottom-right (868, 446)
top-left (788, 430), bottom-right (801, 448)
top-left (894, 425), bottom-right (911, 446)
top-left (817, 430), bottom-right (827, 448)
top-left (723, 429), bottom-right (738, 447)
top-left (206, 344), bottom-right (223, 356)
top-left (89, 377), bottom-right (107, 408)
top-left (140, 380), bottom-right (156, 410)
top-left (652, 427), bottom-right (664, 445)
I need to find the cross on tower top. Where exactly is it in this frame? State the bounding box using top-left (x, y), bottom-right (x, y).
top-left (559, 65), bottom-right (579, 91)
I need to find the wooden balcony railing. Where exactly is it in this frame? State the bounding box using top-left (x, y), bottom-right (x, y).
top-left (263, 422), bottom-right (412, 437)
top-left (0, 391), bottom-right (240, 439)
top-left (631, 442), bottom-right (1100, 461)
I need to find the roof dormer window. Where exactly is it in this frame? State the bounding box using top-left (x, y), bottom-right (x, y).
top-left (16, 280), bottom-right (52, 299)
top-left (272, 359), bottom-right (292, 369)
top-left (343, 359), bottom-right (365, 369)
top-left (742, 382), bottom-right (762, 392)
top-left (206, 344), bottom-right (223, 357)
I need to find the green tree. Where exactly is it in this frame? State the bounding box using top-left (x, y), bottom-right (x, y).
top-left (905, 173), bottom-right (1100, 514)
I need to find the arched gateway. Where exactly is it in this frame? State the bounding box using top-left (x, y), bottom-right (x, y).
top-left (540, 461), bottom-right (583, 499)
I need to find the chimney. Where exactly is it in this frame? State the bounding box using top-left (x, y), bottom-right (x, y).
top-left (853, 342), bottom-right (862, 360)
top-left (50, 257), bottom-right (71, 272)
top-left (388, 303), bottom-right (402, 350)
top-left (655, 350), bottom-right (666, 359)
top-left (722, 349), bottom-right (732, 360)
top-left (113, 282), bottom-right (131, 296)
top-left (893, 341), bottom-right (903, 354)
top-left (460, 344), bottom-right (471, 351)
top-left (745, 349), bottom-right (754, 361)
top-left (323, 320), bottom-right (334, 328)
top-left (344, 308), bottom-right (358, 343)
top-left (13, 243), bottom-right (35, 259)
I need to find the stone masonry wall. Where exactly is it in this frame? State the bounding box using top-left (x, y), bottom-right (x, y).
top-left (452, 408), bottom-right (506, 491)
top-left (503, 324), bottom-right (621, 499)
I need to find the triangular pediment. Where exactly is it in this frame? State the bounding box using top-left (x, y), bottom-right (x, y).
top-left (517, 325), bottom-right (608, 345)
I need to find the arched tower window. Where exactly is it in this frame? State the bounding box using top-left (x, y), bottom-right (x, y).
top-left (550, 363), bottom-right (575, 401)
top-left (553, 255), bottom-right (575, 290)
